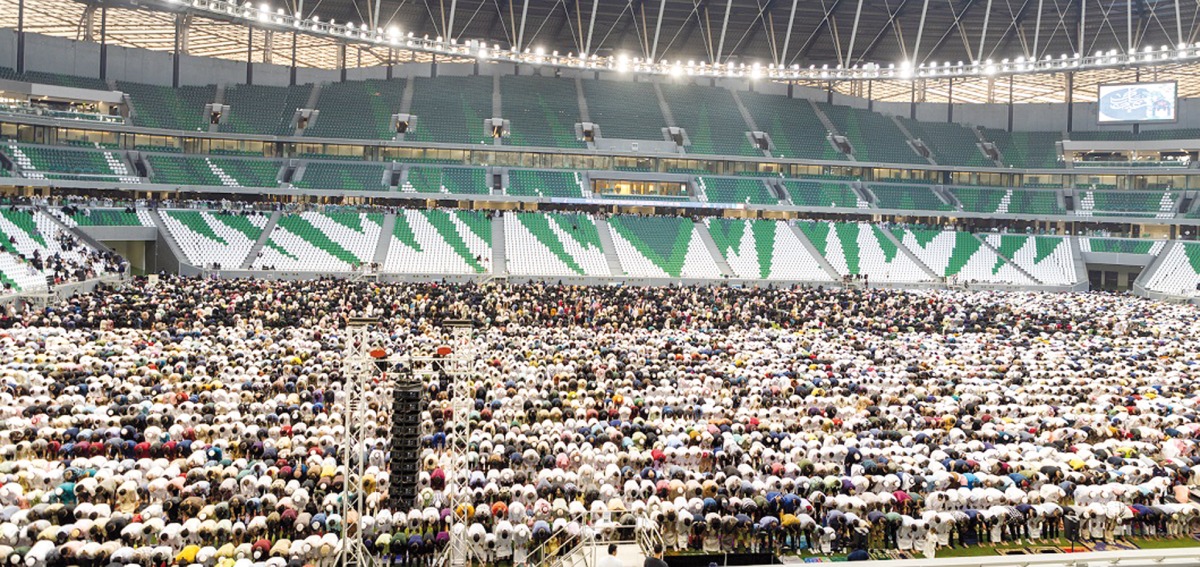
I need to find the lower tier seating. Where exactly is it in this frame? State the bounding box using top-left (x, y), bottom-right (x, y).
top-left (384, 210), bottom-right (492, 274)
top-left (892, 228), bottom-right (1034, 285)
top-left (1081, 238), bottom-right (1165, 255)
top-left (706, 218), bottom-right (833, 281)
top-left (254, 213), bottom-right (383, 271)
top-left (505, 212), bottom-right (609, 277)
top-left (159, 210), bottom-right (269, 269)
top-left (796, 221), bottom-right (930, 283)
top-left (983, 234), bottom-right (1077, 286)
top-left (606, 215), bottom-right (722, 278)
top-left (1144, 241), bottom-right (1200, 295)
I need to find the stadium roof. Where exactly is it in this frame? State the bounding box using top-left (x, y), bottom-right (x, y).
top-left (6, 0), bottom-right (1200, 102)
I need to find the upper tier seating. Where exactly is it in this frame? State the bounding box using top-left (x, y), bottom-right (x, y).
top-left (303, 79), bottom-right (405, 140)
top-left (1144, 241), bottom-right (1200, 295)
top-left (782, 180), bottom-right (867, 208)
top-left (1074, 190), bottom-right (1179, 218)
top-left (983, 234), bottom-right (1077, 285)
top-left (385, 210), bottom-right (492, 274)
top-left (706, 218), bottom-right (833, 281)
top-left (219, 83), bottom-right (312, 136)
top-left (505, 212), bottom-right (610, 277)
top-left (1069, 128), bottom-right (1200, 141)
top-left (0, 67), bottom-right (109, 90)
top-left (868, 184), bottom-right (954, 211)
top-left (606, 215), bottom-right (722, 278)
top-left (893, 227), bottom-right (1034, 285)
top-left (254, 212), bottom-right (383, 271)
top-left (982, 128), bottom-right (1063, 169)
top-left (1081, 238), bottom-right (1165, 255)
top-left (149, 155), bottom-right (280, 187)
top-left (507, 169), bottom-right (585, 198)
top-left (581, 80), bottom-right (667, 140)
top-left (402, 166), bottom-right (490, 195)
top-left (407, 76), bottom-right (494, 145)
top-left (898, 119), bottom-right (992, 167)
top-left (738, 91), bottom-right (845, 161)
top-left (295, 161), bottom-right (389, 191)
top-left (951, 187), bottom-right (1064, 214)
top-left (818, 104), bottom-right (927, 165)
top-left (120, 82), bottom-right (214, 132)
top-left (159, 210), bottom-right (269, 269)
top-left (796, 220), bottom-right (930, 282)
top-left (697, 177), bottom-right (778, 205)
top-left (658, 83), bottom-right (760, 157)
top-left (499, 75), bottom-right (585, 149)
top-left (3, 143), bottom-right (139, 183)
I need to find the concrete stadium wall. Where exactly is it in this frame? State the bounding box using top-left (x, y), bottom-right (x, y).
top-left (5, 28), bottom-right (1200, 134)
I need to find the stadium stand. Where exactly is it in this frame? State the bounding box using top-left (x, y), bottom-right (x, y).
top-left (158, 210), bottom-right (269, 269)
top-left (499, 75), bottom-right (585, 149)
top-left (385, 209), bottom-right (492, 274)
top-left (983, 234), bottom-right (1077, 285)
top-left (218, 83), bottom-right (312, 136)
top-left (402, 166), bottom-right (490, 195)
top-left (797, 220), bottom-right (931, 282)
top-left (3, 142), bottom-right (139, 182)
top-left (982, 128), bottom-right (1063, 168)
top-left (658, 83), bottom-right (760, 157)
top-left (303, 79), bottom-right (405, 140)
top-left (606, 215), bottom-right (722, 278)
top-left (504, 212), bottom-right (610, 277)
top-left (868, 183), bottom-right (955, 211)
top-left (1081, 238), bottom-right (1166, 255)
top-left (1075, 190), bottom-right (1179, 218)
top-left (782, 179), bottom-right (867, 208)
top-left (254, 212), bottom-right (383, 271)
top-left (58, 208), bottom-right (155, 227)
top-left (818, 104), bottom-right (927, 165)
top-left (697, 176), bottom-right (778, 205)
top-left (120, 82), bottom-right (214, 131)
top-left (294, 161), bottom-right (389, 191)
top-left (737, 91), bottom-right (845, 161)
top-left (507, 169), bottom-right (586, 198)
top-left (407, 76), bottom-right (494, 145)
top-left (950, 186), bottom-right (1065, 214)
top-left (706, 218), bottom-right (834, 280)
top-left (892, 227), bottom-right (1035, 284)
top-left (0, 67), bottom-right (110, 90)
top-left (148, 155), bottom-right (280, 187)
top-left (1144, 241), bottom-right (1200, 295)
top-left (581, 80), bottom-right (668, 139)
top-left (898, 118), bottom-right (992, 167)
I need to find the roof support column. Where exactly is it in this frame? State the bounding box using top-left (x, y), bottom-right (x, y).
top-left (447, 0), bottom-right (459, 41)
top-left (846, 0), bottom-right (865, 66)
top-left (517, 0), bottom-right (530, 52)
top-left (1032, 0), bottom-right (1042, 57)
top-left (99, 3), bottom-right (108, 81)
top-left (173, 14), bottom-right (186, 88)
top-left (290, 32), bottom-right (298, 85)
top-left (16, 0), bottom-right (23, 74)
top-left (651, 0), bottom-right (668, 61)
top-left (780, 0), bottom-right (800, 66)
top-left (585, 0), bottom-right (599, 54)
top-left (246, 25), bottom-right (254, 85)
top-left (716, 0), bottom-right (733, 63)
top-left (977, 0), bottom-right (992, 62)
top-left (912, 0), bottom-right (931, 64)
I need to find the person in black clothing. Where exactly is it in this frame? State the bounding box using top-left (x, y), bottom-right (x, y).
top-left (643, 544), bottom-right (668, 567)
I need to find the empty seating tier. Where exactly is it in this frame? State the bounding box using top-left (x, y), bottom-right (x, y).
top-left (160, 210), bottom-right (268, 269)
top-left (581, 80), bottom-right (667, 140)
top-left (303, 79), bottom-right (405, 140)
top-left (984, 234), bottom-right (1077, 286)
top-left (698, 177), bottom-right (777, 205)
top-left (385, 210), bottom-right (492, 274)
top-left (869, 184), bottom-right (954, 211)
top-left (3, 143), bottom-right (135, 182)
top-left (782, 180), bottom-right (865, 208)
top-left (951, 187), bottom-right (1064, 214)
top-left (219, 83), bottom-right (312, 136)
top-left (893, 228), bottom-right (1034, 285)
top-left (295, 162), bottom-right (389, 191)
top-left (1075, 190), bottom-right (1178, 218)
top-left (982, 128), bottom-right (1062, 169)
top-left (796, 221), bottom-right (930, 282)
top-left (706, 218), bottom-right (833, 281)
top-left (255, 213), bottom-right (383, 271)
top-left (148, 155), bottom-right (279, 187)
top-left (120, 82), bottom-right (214, 132)
top-left (0, 68), bottom-right (109, 90)
top-left (1144, 242), bottom-right (1200, 296)
top-left (898, 118), bottom-right (992, 167)
top-left (606, 215), bottom-right (721, 278)
top-left (818, 104), bottom-right (927, 165)
top-left (407, 76), bottom-right (494, 145)
top-left (505, 212), bottom-right (609, 277)
top-left (659, 83), bottom-right (759, 157)
top-left (507, 169), bottom-right (585, 198)
top-left (738, 92), bottom-right (844, 161)
top-left (1082, 238), bottom-right (1165, 255)
top-left (500, 76), bottom-right (584, 149)
top-left (64, 209), bottom-right (154, 227)
top-left (402, 166), bottom-right (489, 195)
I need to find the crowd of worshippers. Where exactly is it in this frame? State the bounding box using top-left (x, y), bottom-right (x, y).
top-left (1, 278), bottom-right (1200, 566)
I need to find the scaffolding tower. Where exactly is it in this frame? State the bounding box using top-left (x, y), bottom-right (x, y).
top-left (339, 317), bottom-right (477, 567)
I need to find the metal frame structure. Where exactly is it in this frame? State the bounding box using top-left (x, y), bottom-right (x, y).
top-left (339, 318), bottom-right (477, 567)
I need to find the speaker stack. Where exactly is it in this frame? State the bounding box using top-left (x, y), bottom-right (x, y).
top-left (389, 381), bottom-right (422, 508)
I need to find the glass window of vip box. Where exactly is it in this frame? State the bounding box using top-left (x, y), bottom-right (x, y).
top-left (592, 178), bottom-right (688, 199)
